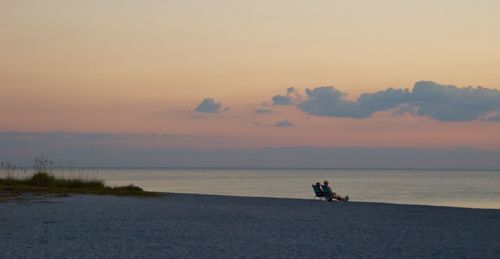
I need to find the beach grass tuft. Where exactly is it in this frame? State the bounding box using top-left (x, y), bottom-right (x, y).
top-left (0, 172), bottom-right (159, 197)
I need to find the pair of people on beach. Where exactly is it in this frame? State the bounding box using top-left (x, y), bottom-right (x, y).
top-left (316, 180), bottom-right (349, 202)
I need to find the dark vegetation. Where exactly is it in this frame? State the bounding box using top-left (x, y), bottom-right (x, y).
top-left (0, 157), bottom-right (158, 199)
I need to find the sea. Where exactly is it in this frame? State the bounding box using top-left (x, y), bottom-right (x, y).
top-left (2, 168), bottom-right (499, 209)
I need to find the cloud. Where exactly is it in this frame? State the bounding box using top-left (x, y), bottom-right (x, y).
top-left (296, 81), bottom-right (500, 121)
top-left (194, 98), bottom-right (223, 113)
top-left (274, 119), bottom-right (294, 128)
top-left (485, 113), bottom-right (500, 121)
top-left (299, 86), bottom-right (368, 118)
top-left (410, 81), bottom-right (500, 121)
top-left (392, 104), bottom-right (418, 117)
top-left (287, 87), bottom-right (297, 95)
top-left (358, 88), bottom-right (412, 113)
top-left (272, 95), bottom-right (293, 106)
top-left (271, 87), bottom-right (301, 106)
top-left (255, 108), bottom-right (272, 114)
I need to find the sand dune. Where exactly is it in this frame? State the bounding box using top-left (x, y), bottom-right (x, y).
top-left (1, 194), bottom-right (499, 258)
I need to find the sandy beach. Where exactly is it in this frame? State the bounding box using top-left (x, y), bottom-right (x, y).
top-left (1, 193), bottom-right (499, 258)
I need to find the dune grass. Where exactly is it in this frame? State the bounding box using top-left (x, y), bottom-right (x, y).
top-left (0, 172), bottom-right (158, 197)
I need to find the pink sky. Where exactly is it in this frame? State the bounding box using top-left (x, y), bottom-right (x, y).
top-left (1, 1), bottom-right (500, 150)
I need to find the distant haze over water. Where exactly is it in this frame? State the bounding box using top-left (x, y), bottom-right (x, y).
top-left (1, 132), bottom-right (500, 169)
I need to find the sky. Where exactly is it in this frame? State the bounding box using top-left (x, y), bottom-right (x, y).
top-left (1, 1), bottom-right (500, 167)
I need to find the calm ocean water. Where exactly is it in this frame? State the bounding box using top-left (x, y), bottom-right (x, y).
top-left (3, 169), bottom-right (500, 209)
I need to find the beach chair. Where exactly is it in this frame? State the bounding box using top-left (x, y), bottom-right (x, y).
top-left (312, 184), bottom-right (326, 200)
top-left (321, 185), bottom-right (336, 201)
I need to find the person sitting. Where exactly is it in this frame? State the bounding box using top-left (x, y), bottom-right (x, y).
top-left (321, 180), bottom-right (349, 202)
top-left (315, 182), bottom-right (323, 194)
top-left (311, 182), bottom-right (324, 199)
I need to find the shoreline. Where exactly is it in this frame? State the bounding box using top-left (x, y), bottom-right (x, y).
top-left (163, 192), bottom-right (500, 210)
top-left (1, 193), bottom-right (499, 258)
top-left (4, 191), bottom-right (499, 210)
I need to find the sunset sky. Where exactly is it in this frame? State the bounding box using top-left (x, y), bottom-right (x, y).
top-left (1, 0), bottom-right (500, 154)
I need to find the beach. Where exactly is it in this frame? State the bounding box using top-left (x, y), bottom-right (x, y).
top-left (1, 194), bottom-right (499, 258)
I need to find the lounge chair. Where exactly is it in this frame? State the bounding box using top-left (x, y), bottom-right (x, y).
top-left (321, 185), bottom-right (337, 202)
top-left (312, 184), bottom-right (326, 200)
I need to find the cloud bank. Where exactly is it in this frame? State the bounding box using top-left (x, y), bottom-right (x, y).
top-left (292, 81), bottom-right (500, 121)
top-left (1, 132), bottom-right (499, 169)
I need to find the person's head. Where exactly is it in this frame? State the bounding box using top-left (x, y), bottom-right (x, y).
top-left (323, 180), bottom-right (329, 185)
top-left (315, 182), bottom-right (321, 187)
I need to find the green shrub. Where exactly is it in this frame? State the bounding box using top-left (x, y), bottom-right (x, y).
top-left (1, 172), bottom-right (157, 197)
top-left (56, 178), bottom-right (105, 189)
top-left (113, 184), bottom-right (143, 192)
top-left (27, 172), bottom-right (56, 187)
